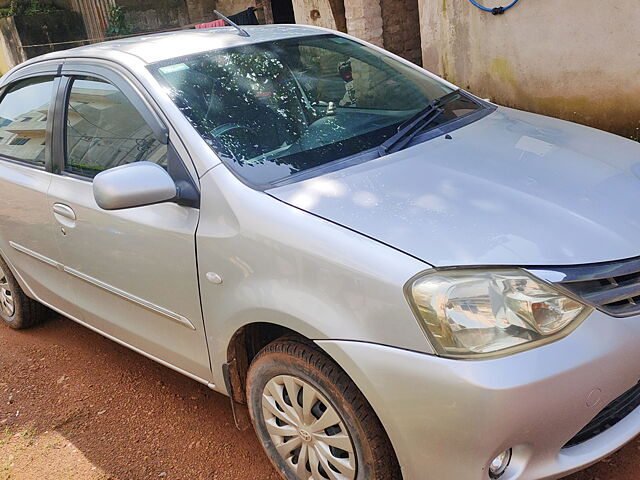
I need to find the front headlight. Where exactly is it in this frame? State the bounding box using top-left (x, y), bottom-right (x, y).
top-left (406, 269), bottom-right (592, 358)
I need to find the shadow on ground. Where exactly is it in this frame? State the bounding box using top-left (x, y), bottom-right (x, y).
top-left (0, 314), bottom-right (279, 479)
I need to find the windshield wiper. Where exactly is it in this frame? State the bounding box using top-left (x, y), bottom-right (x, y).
top-left (378, 90), bottom-right (459, 156)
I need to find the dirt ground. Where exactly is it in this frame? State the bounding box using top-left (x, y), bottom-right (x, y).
top-left (0, 314), bottom-right (637, 480)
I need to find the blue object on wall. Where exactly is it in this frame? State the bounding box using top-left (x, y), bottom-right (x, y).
top-left (467, 0), bottom-right (520, 15)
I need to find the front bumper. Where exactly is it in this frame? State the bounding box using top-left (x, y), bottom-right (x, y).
top-left (317, 309), bottom-right (640, 480)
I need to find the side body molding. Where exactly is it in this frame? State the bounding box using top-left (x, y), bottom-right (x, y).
top-left (9, 241), bottom-right (195, 330)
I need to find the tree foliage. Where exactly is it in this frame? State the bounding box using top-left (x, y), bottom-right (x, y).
top-left (0, 0), bottom-right (60, 18)
top-left (105, 6), bottom-right (130, 38)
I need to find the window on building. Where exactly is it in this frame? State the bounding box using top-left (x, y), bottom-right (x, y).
top-left (0, 76), bottom-right (54, 166)
top-left (65, 76), bottom-right (167, 178)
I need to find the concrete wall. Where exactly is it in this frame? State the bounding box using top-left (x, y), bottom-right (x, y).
top-left (0, 16), bottom-right (25, 70)
top-left (0, 10), bottom-right (86, 69)
top-left (0, 35), bottom-right (13, 73)
top-left (184, 0), bottom-right (217, 23)
top-left (0, 0), bottom-right (71, 7)
top-left (117, 0), bottom-right (189, 32)
top-left (419, 0), bottom-right (640, 138)
top-left (14, 10), bottom-right (86, 58)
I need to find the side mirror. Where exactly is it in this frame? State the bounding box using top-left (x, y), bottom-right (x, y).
top-left (93, 162), bottom-right (177, 210)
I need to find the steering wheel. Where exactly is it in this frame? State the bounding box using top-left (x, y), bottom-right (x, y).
top-left (211, 123), bottom-right (256, 138)
top-left (211, 123), bottom-right (261, 160)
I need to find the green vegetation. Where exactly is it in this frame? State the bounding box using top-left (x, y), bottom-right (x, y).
top-left (19, 427), bottom-right (36, 443)
top-left (0, 0), bottom-right (61, 18)
top-left (105, 6), bottom-right (131, 38)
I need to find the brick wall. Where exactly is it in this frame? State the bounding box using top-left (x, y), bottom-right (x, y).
top-left (380, 0), bottom-right (422, 65)
top-left (299, 0), bottom-right (422, 65)
top-left (344, 0), bottom-right (383, 47)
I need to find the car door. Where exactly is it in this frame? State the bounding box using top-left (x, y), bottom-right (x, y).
top-left (0, 65), bottom-right (82, 318)
top-left (47, 62), bottom-right (211, 381)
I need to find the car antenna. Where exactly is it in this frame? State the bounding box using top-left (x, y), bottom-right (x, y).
top-left (213, 10), bottom-right (250, 37)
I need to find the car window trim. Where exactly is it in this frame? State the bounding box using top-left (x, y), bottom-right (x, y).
top-left (54, 70), bottom-right (170, 181)
top-left (0, 72), bottom-right (61, 173)
top-left (53, 69), bottom-right (201, 205)
top-left (61, 64), bottom-right (169, 145)
top-left (58, 57), bottom-right (203, 180)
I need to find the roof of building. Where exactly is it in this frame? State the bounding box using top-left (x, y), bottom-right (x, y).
top-left (32, 25), bottom-right (330, 65)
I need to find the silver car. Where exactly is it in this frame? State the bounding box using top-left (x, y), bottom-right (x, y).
top-left (1, 24), bottom-right (639, 480)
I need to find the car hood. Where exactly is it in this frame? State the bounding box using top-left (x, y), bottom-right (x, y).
top-left (269, 107), bottom-right (640, 267)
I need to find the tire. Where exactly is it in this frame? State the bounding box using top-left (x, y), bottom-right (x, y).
top-left (246, 337), bottom-right (402, 480)
top-left (0, 256), bottom-right (48, 329)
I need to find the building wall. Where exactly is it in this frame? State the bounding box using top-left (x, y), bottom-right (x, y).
top-left (184, 0), bottom-right (217, 23)
top-left (0, 16), bottom-right (25, 71)
top-left (327, 0), bottom-right (345, 32)
top-left (14, 10), bottom-right (86, 58)
top-left (291, 0), bottom-right (336, 30)
top-left (0, 0), bottom-right (71, 7)
top-left (380, 0), bottom-right (422, 65)
top-left (418, 0), bottom-right (640, 138)
top-left (69, 0), bottom-right (114, 40)
top-left (117, 0), bottom-right (189, 32)
top-left (213, 0), bottom-right (257, 18)
top-left (214, 0), bottom-right (280, 25)
top-left (0, 10), bottom-right (86, 69)
top-left (344, 0), bottom-right (383, 46)
top-left (288, 0), bottom-right (345, 31)
top-left (0, 37), bottom-right (13, 74)
top-left (285, 0), bottom-right (421, 63)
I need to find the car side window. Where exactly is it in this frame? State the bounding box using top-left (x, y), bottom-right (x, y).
top-left (0, 76), bottom-right (55, 166)
top-left (65, 76), bottom-right (167, 178)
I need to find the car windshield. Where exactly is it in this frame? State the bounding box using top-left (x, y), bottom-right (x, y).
top-left (149, 34), bottom-right (482, 186)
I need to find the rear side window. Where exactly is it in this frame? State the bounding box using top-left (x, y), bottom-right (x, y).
top-left (65, 76), bottom-right (167, 178)
top-left (0, 76), bottom-right (54, 166)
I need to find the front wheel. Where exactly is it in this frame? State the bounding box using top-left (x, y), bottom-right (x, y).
top-left (246, 338), bottom-right (402, 480)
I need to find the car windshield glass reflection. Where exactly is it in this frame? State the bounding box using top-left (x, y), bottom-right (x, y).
top-left (150, 34), bottom-right (481, 186)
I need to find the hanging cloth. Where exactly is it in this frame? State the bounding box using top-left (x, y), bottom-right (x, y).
top-left (228, 7), bottom-right (259, 25)
top-left (195, 19), bottom-right (226, 29)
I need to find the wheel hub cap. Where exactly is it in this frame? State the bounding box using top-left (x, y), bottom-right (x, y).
top-left (262, 374), bottom-right (357, 480)
top-left (0, 266), bottom-right (14, 317)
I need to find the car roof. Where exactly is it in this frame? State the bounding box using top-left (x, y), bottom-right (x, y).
top-left (24, 25), bottom-right (330, 66)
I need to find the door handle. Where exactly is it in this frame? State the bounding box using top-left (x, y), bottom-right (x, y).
top-left (52, 203), bottom-right (76, 221)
